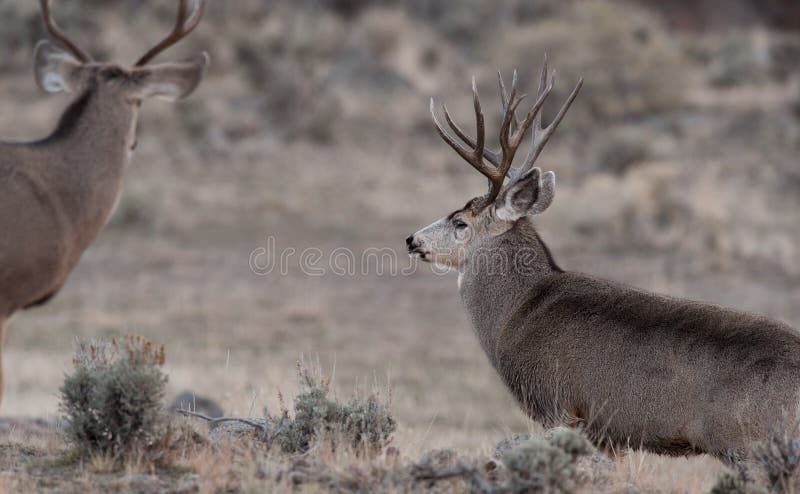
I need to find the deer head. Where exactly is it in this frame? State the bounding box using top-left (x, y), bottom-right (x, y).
top-left (35, 0), bottom-right (209, 109)
top-left (406, 59), bottom-right (582, 272)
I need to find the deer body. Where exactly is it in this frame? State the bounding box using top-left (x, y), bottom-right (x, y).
top-left (408, 59), bottom-right (800, 461)
top-left (0, 88), bottom-right (135, 314)
top-left (459, 220), bottom-right (800, 460)
top-left (0, 0), bottom-right (209, 407)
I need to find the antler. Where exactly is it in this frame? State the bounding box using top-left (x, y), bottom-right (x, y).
top-left (134, 0), bottom-right (207, 66)
top-left (40, 0), bottom-right (92, 63)
top-left (516, 57), bottom-right (584, 180)
top-left (430, 59), bottom-right (583, 209)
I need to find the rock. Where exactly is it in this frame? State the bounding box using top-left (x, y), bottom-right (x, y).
top-left (169, 390), bottom-right (224, 419)
top-left (207, 418), bottom-right (269, 442)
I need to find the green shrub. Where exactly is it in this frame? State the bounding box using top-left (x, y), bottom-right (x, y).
top-left (546, 427), bottom-right (594, 459)
top-left (502, 438), bottom-right (573, 492)
top-left (272, 363), bottom-right (396, 454)
top-left (201, 362), bottom-right (396, 456)
top-left (495, 433), bottom-right (532, 458)
top-left (500, 427), bottom-right (593, 493)
top-left (59, 336), bottom-right (168, 461)
top-left (710, 471), bottom-right (749, 494)
top-left (753, 413), bottom-right (800, 493)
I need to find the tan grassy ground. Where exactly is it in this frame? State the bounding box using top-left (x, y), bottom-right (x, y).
top-left (1, 0), bottom-right (800, 491)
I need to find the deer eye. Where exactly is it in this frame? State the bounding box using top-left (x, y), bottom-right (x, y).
top-left (453, 219), bottom-right (468, 229)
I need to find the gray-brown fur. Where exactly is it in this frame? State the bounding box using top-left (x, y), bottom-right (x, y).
top-left (0, 1), bottom-right (209, 406)
top-left (1, 85), bottom-right (133, 316)
top-left (462, 220), bottom-right (800, 461)
top-left (408, 61), bottom-right (800, 462)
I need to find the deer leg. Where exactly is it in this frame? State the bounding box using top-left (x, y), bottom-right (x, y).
top-left (0, 317), bottom-right (6, 407)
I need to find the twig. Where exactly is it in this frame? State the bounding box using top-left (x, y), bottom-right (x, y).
top-left (414, 465), bottom-right (496, 494)
top-left (177, 408), bottom-right (268, 432)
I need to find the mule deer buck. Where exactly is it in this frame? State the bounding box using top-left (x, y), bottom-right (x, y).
top-left (0, 0), bottom-right (209, 406)
top-left (407, 59), bottom-right (800, 462)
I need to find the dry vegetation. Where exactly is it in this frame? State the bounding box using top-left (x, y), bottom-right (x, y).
top-left (1, 0), bottom-right (800, 492)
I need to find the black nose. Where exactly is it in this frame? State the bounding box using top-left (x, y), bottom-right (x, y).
top-left (406, 235), bottom-right (414, 247)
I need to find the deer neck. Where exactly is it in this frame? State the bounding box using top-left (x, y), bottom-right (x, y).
top-left (39, 85), bottom-right (138, 246)
top-left (458, 219), bottom-right (561, 365)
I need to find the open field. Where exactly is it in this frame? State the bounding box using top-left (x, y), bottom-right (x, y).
top-left (1, 0), bottom-right (800, 491)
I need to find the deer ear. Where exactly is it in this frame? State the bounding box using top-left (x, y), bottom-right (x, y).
top-left (34, 40), bottom-right (83, 93)
top-left (130, 53), bottom-right (209, 102)
top-left (495, 168), bottom-right (556, 221)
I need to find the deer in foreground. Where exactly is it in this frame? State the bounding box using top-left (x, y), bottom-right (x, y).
top-left (407, 59), bottom-right (800, 463)
top-left (0, 0), bottom-right (209, 406)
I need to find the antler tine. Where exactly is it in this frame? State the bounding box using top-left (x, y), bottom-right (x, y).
top-left (530, 54), bottom-right (549, 159)
top-left (511, 75), bottom-right (553, 152)
top-left (486, 70), bottom-right (533, 203)
top-left (470, 77), bottom-right (486, 163)
top-left (40, 0), bottom-right (91, 63)
top-left (134, 0), bottom-right (207, 66)
top-left (505, 62), bottom-right (554, 180)
top-left (495, 70), bottom-right (523, 178)
top-left (442, 105), bottom-right (502, 167)
top-left (518, 76), bottom-right (584, 176)
top-left (498, 71), bottom-right (522, 134)
top-left (430, 93), bottom-right (495, 181)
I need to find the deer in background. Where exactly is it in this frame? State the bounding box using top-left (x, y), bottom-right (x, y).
top-left (0, 0), bottom-right (209, 406)
top-left (406, 59), bottom-right (800, 463)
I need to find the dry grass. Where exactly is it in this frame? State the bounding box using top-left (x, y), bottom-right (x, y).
top-left (0, 392), bottom-right (728, 494)
top-left (1, 0), bottom-right (800, 492)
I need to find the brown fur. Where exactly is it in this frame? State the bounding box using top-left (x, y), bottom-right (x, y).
top-left (410, 172), bottom-right (800, 463)
top-left (0, 320), bottom-right (5, 404)
top-left (460, 220), bottom-right (800, 461)
top-left (0, 35), bottom-right (207, 407)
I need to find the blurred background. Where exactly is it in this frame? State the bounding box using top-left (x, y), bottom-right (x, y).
top-left (1, 0), bottom-right (799, 453)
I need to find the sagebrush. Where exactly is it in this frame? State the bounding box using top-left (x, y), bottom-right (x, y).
top-left (752, 413), bottom-right (800, 493)
top-left (59, 335), bottom-right (169, 461)
top-left (273, 363), bottom-right (395, 453)
top-left (199, 361), bottom-right (396, 456)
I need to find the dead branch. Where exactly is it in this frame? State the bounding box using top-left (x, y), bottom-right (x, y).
top-left (176, 408), bottom-right (268, 432)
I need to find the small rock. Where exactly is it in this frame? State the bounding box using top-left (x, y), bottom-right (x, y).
top-left (169, 390), bottom-right (224, 419)
top-left (207, 418), bottom-right (269, 442)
